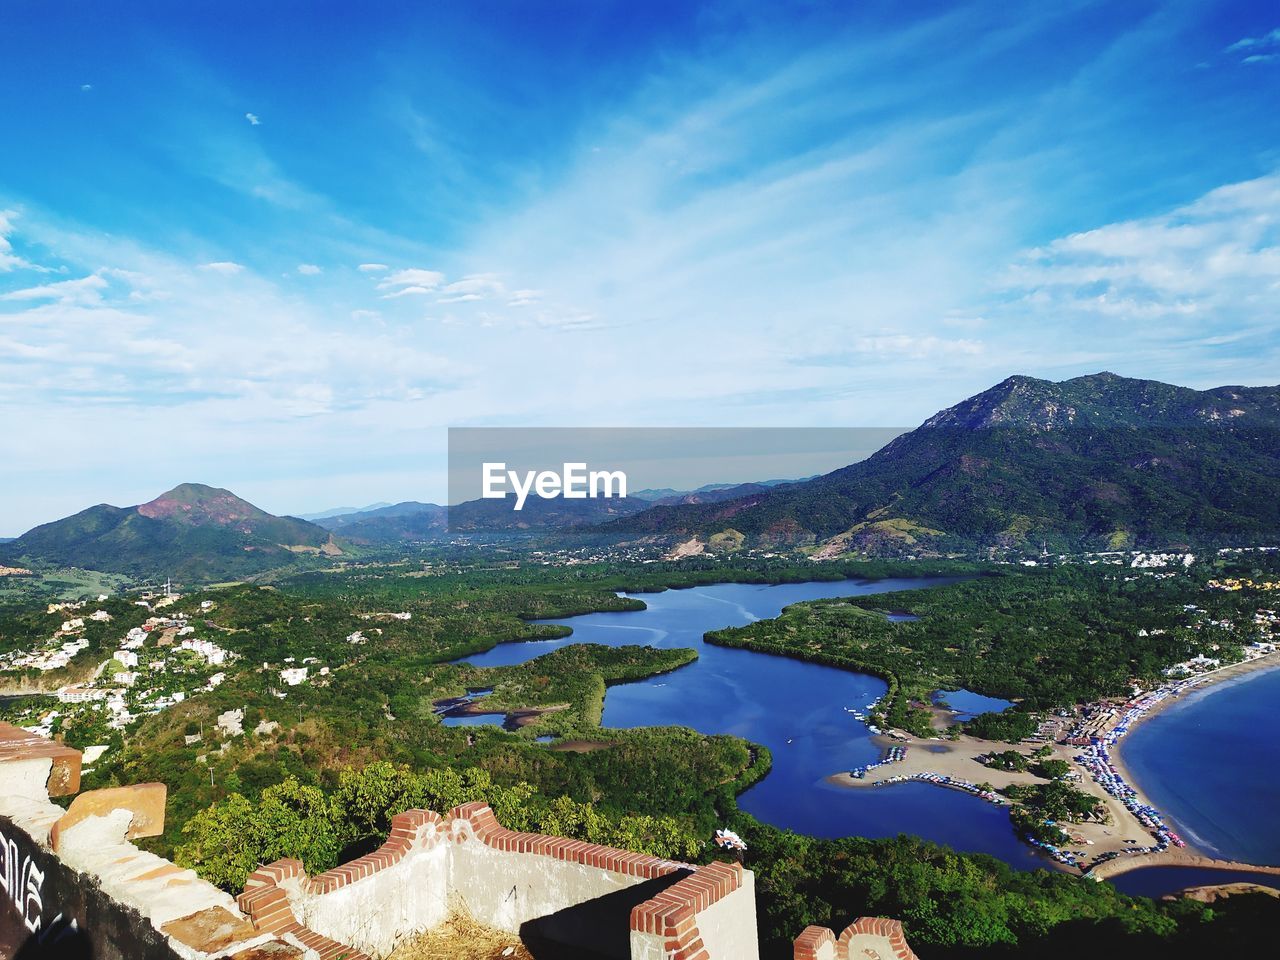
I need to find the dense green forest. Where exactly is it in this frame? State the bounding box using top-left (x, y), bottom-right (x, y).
top-left (708, 563), bottom-right (1270, 735)
top-left (5, 552), bottom-right (1280, 958)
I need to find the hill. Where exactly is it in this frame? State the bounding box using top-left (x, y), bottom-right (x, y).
top-left (297, 502), bottom-right (392, 520)
top-left (609, 373), bottom-right (1280, 554)
top-left (312, 478), bottom-right (808, 544)
top-left (1, 483), bottom-right (342, 580)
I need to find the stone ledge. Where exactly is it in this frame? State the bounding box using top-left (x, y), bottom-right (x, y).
top-left (50, 782), bottom-right (167, 852)
top-left (0, 720), bottom-right (82, 796)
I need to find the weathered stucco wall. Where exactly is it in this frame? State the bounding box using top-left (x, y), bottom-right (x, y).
top-left (0, 721), bottom-right (312, 960)
top-left (249, 803), bottom-right (761, 960)
top-left (292, 838), bottom-right (449, 957)
top-left (695, 868), bottom-right (759, 960)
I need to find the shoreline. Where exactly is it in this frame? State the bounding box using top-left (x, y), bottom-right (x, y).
top-left (825, 650), bottom-right (1280, 878)
top-left (1108, 651), bottom-right (1280, 818)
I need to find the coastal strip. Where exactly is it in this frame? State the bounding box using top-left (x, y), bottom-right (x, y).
top-left (1089, 850), bottom-right (1280, 882)
top-left (828, 649), bottom-right (1280, 876)
top-left (1106, 651), bottom-right (1280, 813)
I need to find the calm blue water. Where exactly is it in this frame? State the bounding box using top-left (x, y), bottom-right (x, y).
top-left (933, 688), bottom-right (1014, 722)
top-left (1120, 666), bottom-right (1280, 868)
top-left (1110, 866), bottom-right (1280, 898)
top-left (454, 578), bottom-right (1044, 868)
top-left (440, 712), bottom-right (506, 728)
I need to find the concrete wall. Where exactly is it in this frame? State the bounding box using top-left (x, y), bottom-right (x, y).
top-left (292, 839), bottom-right (449, 957)
top-left (696, 869), bottom-right (759, 960)
top-left (251, 803), bottom-right (760, 960)
top-left (0, 722), bottom-right (309, 960)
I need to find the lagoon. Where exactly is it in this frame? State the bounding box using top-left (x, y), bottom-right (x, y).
top-left (455, 578), bottom-right (1044, 868)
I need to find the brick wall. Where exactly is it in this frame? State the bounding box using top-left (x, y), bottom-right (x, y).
top-left (794, 917), bottom-right (919, 960)
top-left (242, 802), bottom-right (760, 960)
top-left (0, 721), bottom-right (918, 960)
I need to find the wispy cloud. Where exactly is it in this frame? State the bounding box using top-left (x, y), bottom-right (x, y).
top-left (358, 263), bottom-right (389, 273)
top-left (200, 260), bottom-right (245, 275)
top-left (1225, 27), bottom-right (1280, 52)
top-left (297, 263), bottom-right (322, 275)
top-left (1004, 173), bottom-right (1280, 314)
top-left (0, 211), bottom-right (45, 273)
top-left (376, 267), bottom-right (445, 297)
top-left (245, 112), bottom-right (261, 125)
top-left (0, 273), bottom-right (109, 305)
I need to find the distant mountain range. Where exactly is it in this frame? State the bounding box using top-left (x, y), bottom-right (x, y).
top-left (297, 502), bottom-right (392, 520)
top-left (0, 483), bottom-right (341, 580)
top-left (8, 374), bottom-right (1278, 575)
top-left (609, 372), bottom-right (1280, 555)
top-left (311, 480), bottom-right (800, 545)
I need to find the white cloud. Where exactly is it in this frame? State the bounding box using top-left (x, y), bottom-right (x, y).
top-left (376, 267), bottom-right (445, 297)
top-left (1004, 173), bottom-right (1280, 316)
top-left (200, 260), bottom-right (245, 275)
top-left (297, 263), bottom-right (322, 275)
top-left (439, 274), bottom-right (503, 298)
top-left (245, 112), bottom-right (261, 126)
top-left (1225, 28), bottom-right (1280, 52)
top-left (0, 273), bottom-right (109, 305)
top-left (381, 284), bottom-right (435, 298)
top-left (358, 263), bottom-right (389, 273)
top-left (507, 289), bottom-right (543, 307)
top-left (0, 210), bottom-right (44, 273)
top-left (80, 83), bottom-right (92, 92)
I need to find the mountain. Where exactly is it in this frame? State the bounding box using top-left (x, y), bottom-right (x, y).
top-left (297, 502), bottom-right (392, 520)
top-left (320, 495), bottom-right (647, 544)
top-left (312, 501), bottom-right (448, 543)
top-left (635, 479), bottom-right (805, 504)
top-left (313, 481), bottom-right (807, 544)
top-left (0, 483), bottom-right (342, 580)
top-left (313, 501), bottom-right (442, 530)
top-left (608, 373), bottom-right (1280, 555)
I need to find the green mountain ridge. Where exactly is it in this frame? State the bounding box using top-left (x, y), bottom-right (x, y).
top-left (1, 483), bottom-right (341, 580)
top-left (608, 372), bottom-right (1280, 554)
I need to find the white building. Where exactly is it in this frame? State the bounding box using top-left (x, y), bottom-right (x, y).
top-left (279, 667), bottom-right (309, 686)
top-left (57, 686), bottom-right (106, 704)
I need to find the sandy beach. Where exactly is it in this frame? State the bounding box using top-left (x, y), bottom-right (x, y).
top-left (827, 734), bottom-right (1153, 868)
top-left (1107, 651), bottom-right (1280, 814)
top-left (827, 651), bottom-right (1280, 875)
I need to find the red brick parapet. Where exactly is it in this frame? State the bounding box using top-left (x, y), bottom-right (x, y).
top-left (246, 803), bottom-right (693, 901)
top-left (241, 804), bottom-right (752, 960)
top-left (794, 924), bottom-right (838, 959)
top-left (448, 801), bottom-right (691, 879)
top-left (629, 860), bottom-right (744, 960)
top-left (238, 881), bottom-right (372, 960)
top-left (795, 917), bottom-right (918, 960)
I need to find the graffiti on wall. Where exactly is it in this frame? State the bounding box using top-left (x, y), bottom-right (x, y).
top-left (1, 825), bottom-right (47, 933)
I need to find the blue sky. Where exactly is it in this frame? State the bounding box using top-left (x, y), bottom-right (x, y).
top-left (2, 0), bottom-right (1279, 532)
